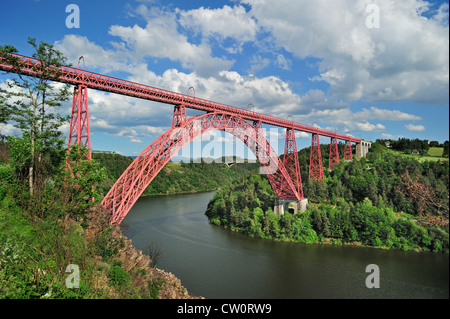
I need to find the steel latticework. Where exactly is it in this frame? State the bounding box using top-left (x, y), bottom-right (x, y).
top-left (309, 133), bottom-right (324, 181)
top-left (283, 128), bottom-right (303, 199)
top-left (67, 84), bottom-right (91, 160)
top-left (103, 113), bottom-right (300, 225)
top-left (0, 53), bottom-right (362, 224)
top-left (0, 53), bottom-right (360, 143)
top-left (344, 140), bottom-right (353, 160)
top-left (329, 137), bottom-right (339, 170)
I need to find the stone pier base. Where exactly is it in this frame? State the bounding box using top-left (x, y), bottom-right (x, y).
top-left (356, 140), bottom-right (372, 158)
top-left (274, 198), bottom-right (309, 215)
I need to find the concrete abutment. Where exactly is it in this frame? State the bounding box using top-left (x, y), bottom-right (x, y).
top-left (356, 140), bottom-right (372, 158)
top-left (274, 198), bottom-right (309, 215)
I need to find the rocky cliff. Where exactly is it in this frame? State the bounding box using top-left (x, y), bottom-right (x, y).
top-left (84, 204), bottom-right (199, 299)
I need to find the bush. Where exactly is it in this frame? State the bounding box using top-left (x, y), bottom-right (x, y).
top-left (108, 265), bottom-right (131, 292)
top-left (205, 145), bottom-right (448, 253)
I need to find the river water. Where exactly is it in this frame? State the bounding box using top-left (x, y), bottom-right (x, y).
top-left (121, 191), bottom-right (449, 299)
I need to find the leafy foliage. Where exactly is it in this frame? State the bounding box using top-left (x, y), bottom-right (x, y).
top-left (92, 151), bottom-right (260, 197)
top-left (205, 144), bottom-right (449, 253)
top-left (0, 38), bottom-right (71, 197)
top-left (108, 263), bottom-right (132, 292)
top-left (63, 146), bottom-right (106, 218)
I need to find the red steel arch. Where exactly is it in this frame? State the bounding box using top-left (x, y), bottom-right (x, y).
top-left (102, 112), bottom-right (301, 225)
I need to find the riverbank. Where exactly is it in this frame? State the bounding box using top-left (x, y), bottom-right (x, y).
top-left (209, 221), bottom-right (427, 253)
top-left (83, 204), bottom-right (199, 299)
top-left (139, 188), bottom-right (219, 198)
top-left (205, 157), bottom-right (449, 254)
top-left (122, 191), bottom-right (449, 299)
top-left (0, 194), bottom-right (199, 299)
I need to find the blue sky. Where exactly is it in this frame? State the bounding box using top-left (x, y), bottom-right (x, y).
top-left (0, 0), bottom-right (448, 158)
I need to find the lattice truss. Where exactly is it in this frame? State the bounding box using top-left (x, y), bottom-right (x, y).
top-left (103, 110), bottom-right (302, 225)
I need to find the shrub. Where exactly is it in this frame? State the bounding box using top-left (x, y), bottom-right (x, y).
top-left (108, 265), bottom-right (131, 292)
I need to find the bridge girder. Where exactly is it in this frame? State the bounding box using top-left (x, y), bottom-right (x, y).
top-left (102, 112), bottom-right (302, 225)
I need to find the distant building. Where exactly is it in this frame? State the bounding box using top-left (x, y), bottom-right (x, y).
top-left (92, 150), bottom-right (116, 154)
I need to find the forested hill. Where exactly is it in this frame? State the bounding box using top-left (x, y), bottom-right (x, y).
top-left (205, 143), bottom-right (449, 253)
top-left (93, 152), bottom-right (260, 197)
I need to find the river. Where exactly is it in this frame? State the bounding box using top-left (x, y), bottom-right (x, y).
top-left (121, 191), bottom-right (449, 299)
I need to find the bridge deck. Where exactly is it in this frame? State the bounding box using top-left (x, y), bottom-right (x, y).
top-left (0, 53), bottom-right (360, 143)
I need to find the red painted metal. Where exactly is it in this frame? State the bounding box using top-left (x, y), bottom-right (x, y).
top-left (67, 84), bottom-right (91, 160)
top-left (283, 128), bottom-right (303, 199)
top-left (329, 137), bottom-right (339, 169)
top-left (172, 104), bottom-right (187, 128)
top-left (344, 140), bottom-right (353, 160)
top-left (103, 112), bottom-right (300, 224)
top-left (309, 133), bottom-right (324, 181)
top-left (0, 52), bottom-right (365, 222)
top-left (0, 53), bottom-right (361, 143)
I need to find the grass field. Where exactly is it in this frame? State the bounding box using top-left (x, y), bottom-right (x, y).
top-left (427, 147), bottom-right (444, 157)
top-left (386, 148), bottom-right (448, 163)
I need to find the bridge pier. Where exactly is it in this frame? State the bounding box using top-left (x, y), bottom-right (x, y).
top-left (274, 198), bottom-right (309, 215)
top-left (309, 133), bottom-right (324, 181)
top-left (344, 140), bottom-right (353, 161)
top-left (328, 137), bottom-right (339, 170)
top-left (356, 140), bottom-right (372, 158)
top-left (67, 84), bottom-right (91, 160)
top-left (283, 127), bottom-right (303, 198)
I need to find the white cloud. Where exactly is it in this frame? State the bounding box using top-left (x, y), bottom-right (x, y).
top-left (295, 131), bottom-right (310, 139)
top-left (381, 133), bottom-right (395, 139)
top-left (358, 106), bottom-right (422, 121)
top-left (354, 121), bottom-right (386, 132)
top-left (84, 88), bottom-right (170, 144)
top-left (276, 54), bottom-right (292, 70)
top-left (432, 3), bottom-right (449, 25)
top-left (244, 0), bottom-right (449, 105)
top-left (295, 105), bottom-right (420, 133)
top-left (0, 123), bottom-right (19, 136)
top-left (298, 89), bottom-right (347, 113)
top-left (50, 2), bottom-right (432, 143)
top-left (405, 123), bottom-right (426, 131)
top-left (248, 55), bottom-right (271, 74)
top-left (177, 5), bottom-right (258, 43)
top-left (109, 8), bottom-right (234, 77)
top-left (54, 35), bottom-right (133, 73)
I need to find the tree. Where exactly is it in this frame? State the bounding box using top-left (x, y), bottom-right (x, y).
top-left (443, 141), bottom-right (449, 158)
top-left (146, 241), bottom-right (163, 268)
top-left (0, 94), bottom-right (9, 125)
top-left (396, 171), bottom-right (449, 220)
top-left (63, 146), bottom-right (106, 217)
top-left (0, 38), bottom-right (71, 196)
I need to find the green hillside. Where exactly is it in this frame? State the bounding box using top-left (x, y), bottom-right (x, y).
top-left (93, 152), bottom-right (260, 197)
top-left (205, 143), bottom-right (449, 253)
top-left (428, 147), bottom-right (444, 157)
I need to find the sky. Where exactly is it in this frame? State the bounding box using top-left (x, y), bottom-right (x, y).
top-left (0, 0), bottom-right (448, 158)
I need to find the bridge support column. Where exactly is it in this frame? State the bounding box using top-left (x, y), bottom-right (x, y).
top-left (344, 140), bottom-right (353, 161)
top-left (274, 198), bottom-right (309, 215)
top-left (329, 137), bottom-right (339, 170)
top-left (283, 128), bottom-right (303, 198)
top-left (172, 104), bottom-right (187, 128)
top-left (67, 84), bottom-right (91, 160)
top-left (66, 84), bottom-right (94, 201)
top-left (309, 133), bottom-right (324, 181)
top-left (356, 140), bottom-right (371, 158)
